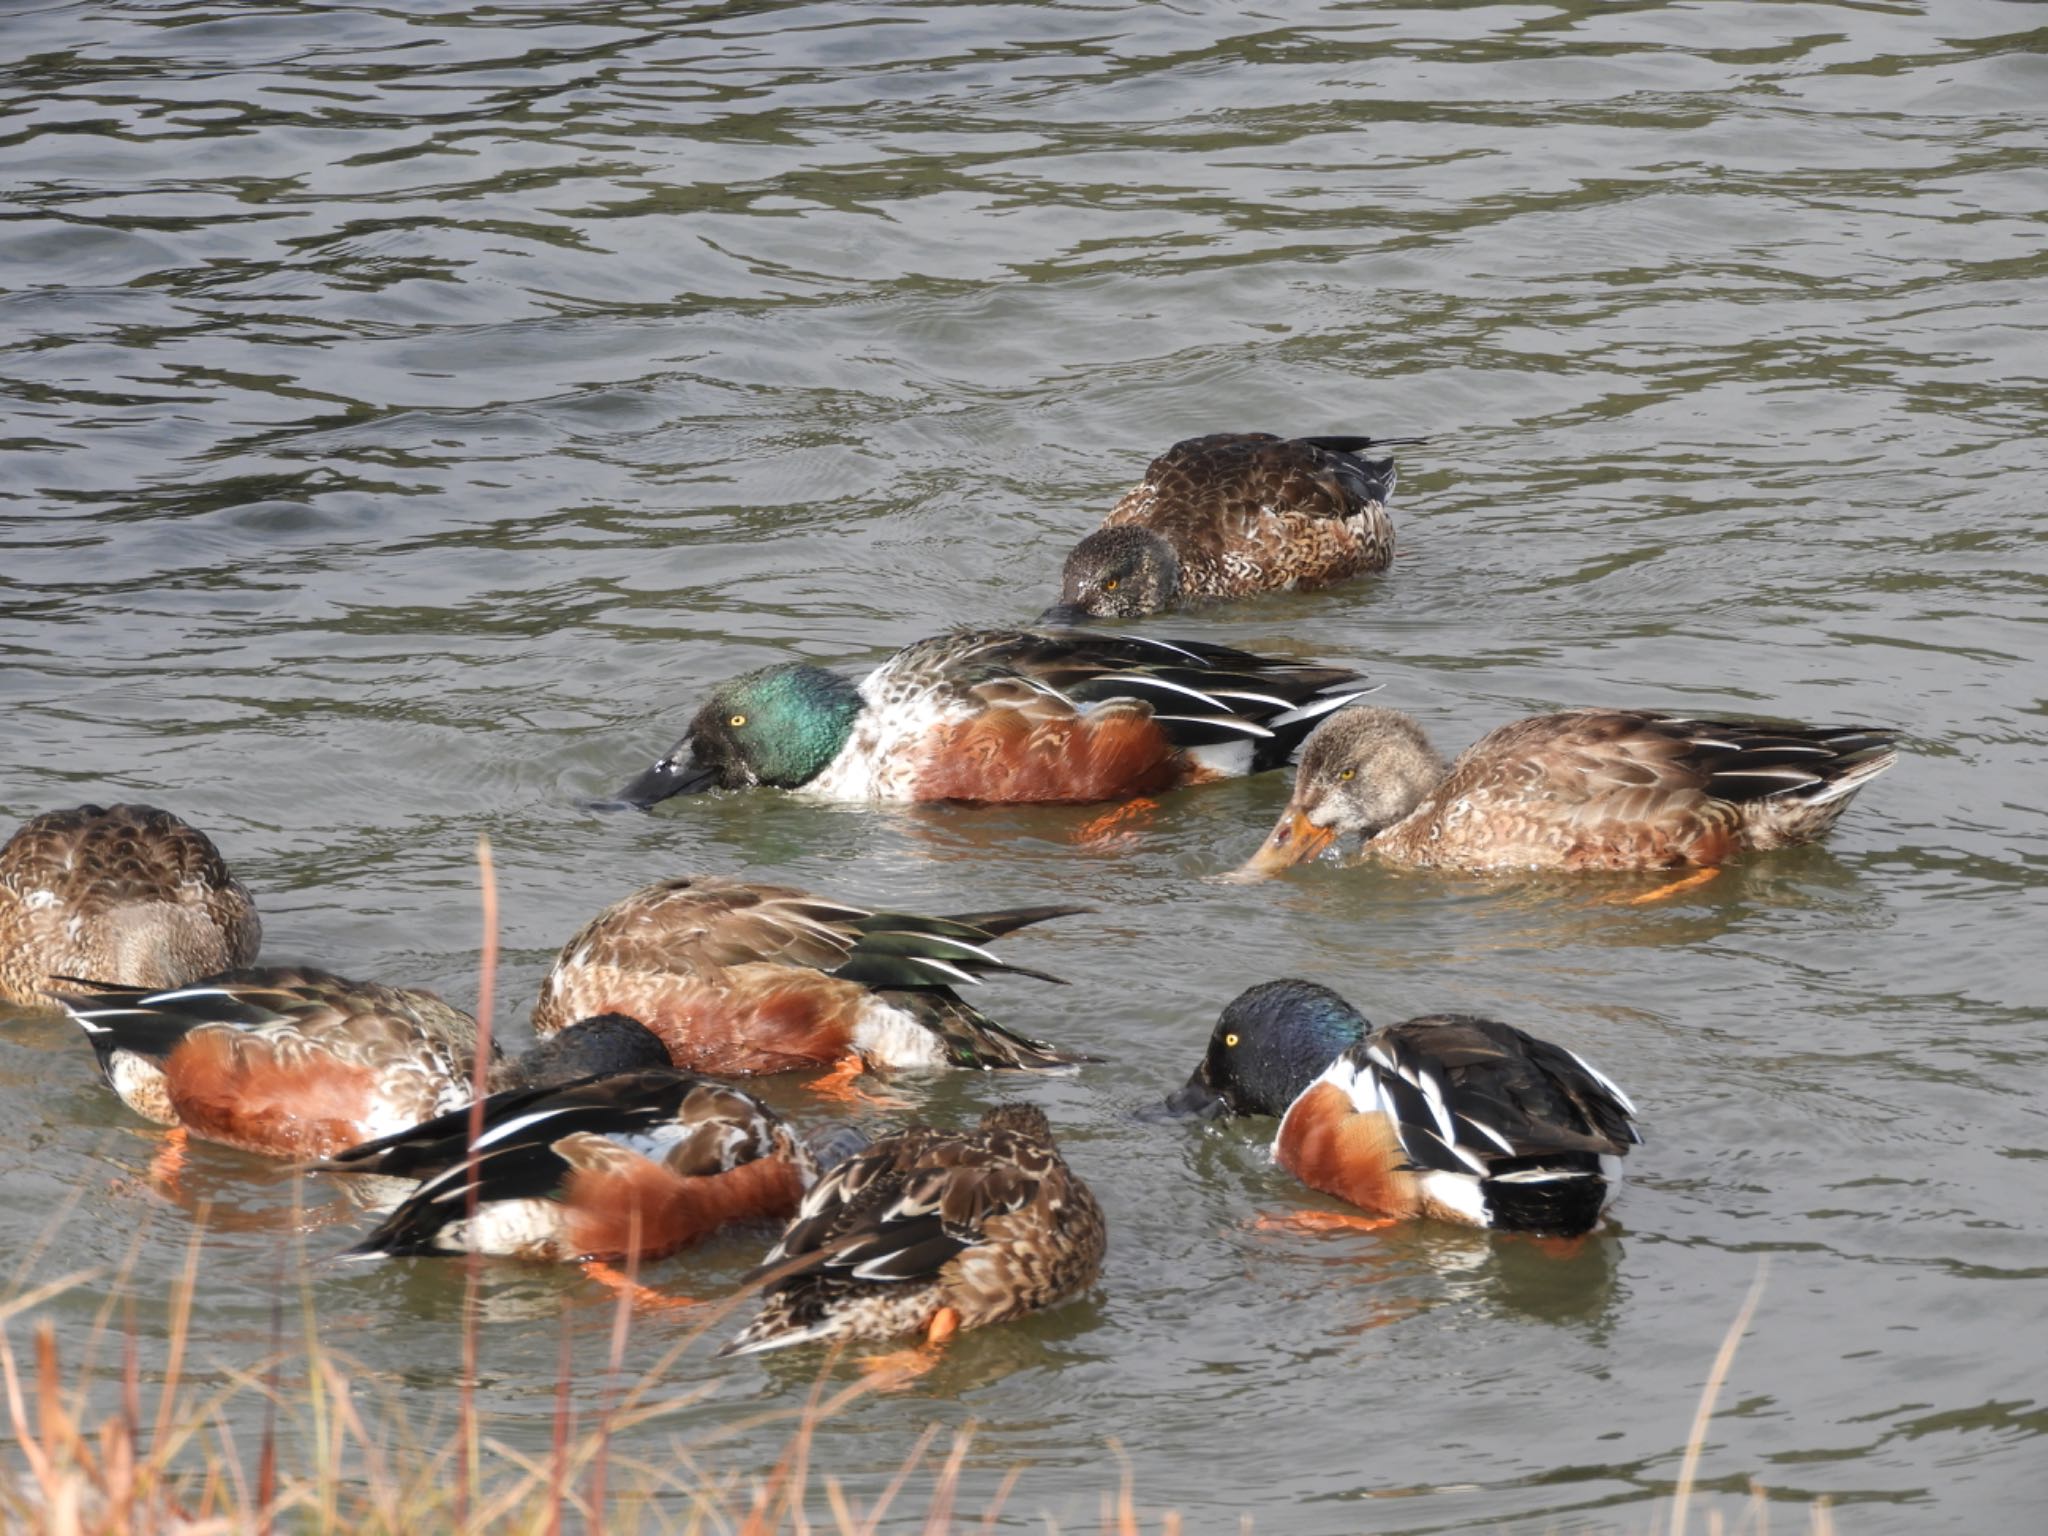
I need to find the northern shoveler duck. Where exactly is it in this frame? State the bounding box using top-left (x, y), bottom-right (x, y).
top-left (1238, 705), bottom-right (1900, 877)
top-left (322, 1067), bottom-right (817, 1263)
top-left (600, 627), bottom-right (1367, 810)
top-left (1165, 980), bottom-right (1641, 1236)
top-left (1, 804), bottom-right (260, 1008)
top-left (49, 966), bottom-right (668, 1159)
top-left (1040, 433), bottom-right (1422, 623)
top-left (721, 1103), bottom-right (1105, 1357)
top-left (532, 877), bottom-right (1090, 1078)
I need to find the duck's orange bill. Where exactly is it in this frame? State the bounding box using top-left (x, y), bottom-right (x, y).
top-left (1233, 807), bottom-right (1336, 878)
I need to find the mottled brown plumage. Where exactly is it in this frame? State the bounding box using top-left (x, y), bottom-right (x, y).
top-left (1240, 705), bottom-right (1899, 876)
top-left (721, 1103), bottom-right (1105, 1355)
top-left (1048, 433), bottom-right (1411, 619)
top-left (533, 877), bottom-right (1087, 1075)
top-left (0, 804), bottom-right (260, 1007)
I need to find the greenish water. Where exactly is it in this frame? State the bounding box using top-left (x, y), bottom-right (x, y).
top-left (3, 1), bottom-right (2045, 1529)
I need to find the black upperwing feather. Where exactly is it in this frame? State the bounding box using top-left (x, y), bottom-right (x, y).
top-left (340, 1138), bottom-right (574, 1258)
top-left (317, 1070), bottom-right (705, 1182)
top-left (1371, 1016), bottom-right (1637, 1169)
top-left (46, 980), bottom-right (217, 1067)
top-left (1667, 718), bottom-right (1900, 805)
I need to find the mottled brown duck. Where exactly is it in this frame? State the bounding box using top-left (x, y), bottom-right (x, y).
top-left (1042, 432), bottom-right (1420, 622)
top-left (1238, 705), bottom-right (1899, 878)
top-left (0, 804), bottom-right (260, 1007)
top-left (721, 1103), bottom-right (1105, 1361)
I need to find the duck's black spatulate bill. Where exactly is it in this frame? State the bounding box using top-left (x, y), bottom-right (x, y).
top-left (588, 755), bottom-right (719, 812)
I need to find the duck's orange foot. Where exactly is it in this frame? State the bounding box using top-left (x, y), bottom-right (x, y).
top-left (1622, 867), bottom-right (1721, 905)
top-left (1074, 797), bottom-right (1159, 849)
top-left (1253, 1209), bottom-right (1398, 1236)
top-left (806, 1056), bottom-right (911, 1110)
top-left (856, 1307), bottom-right (958, 1388)
top-left (147, 1126), bottom-right (190, 1194)
top-left (581, 1259), bottom-right (698, 1311)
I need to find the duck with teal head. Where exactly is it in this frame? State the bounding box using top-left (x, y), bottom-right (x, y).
top-left (600, 628), bottom-right (1368, 810)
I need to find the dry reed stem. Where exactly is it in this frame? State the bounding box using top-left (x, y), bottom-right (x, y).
top-left (457, 832), bottom-right (502, 1531)
top-left (1671, 1256), bottom-right (1770, 1536)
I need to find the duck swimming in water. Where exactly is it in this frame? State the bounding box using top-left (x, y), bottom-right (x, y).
top-left (1238, 705), bottom-right (1899, 877)
top-left (602, 627), bottom-right (1367, 810)
top-left (1041, 432), bottom-right (1419, 623)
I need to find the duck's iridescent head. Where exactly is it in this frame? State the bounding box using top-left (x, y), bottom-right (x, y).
top-left (602, 663), bottom-right (863, 809)
top-left (1162, 979), bottom-right (1367, 1119)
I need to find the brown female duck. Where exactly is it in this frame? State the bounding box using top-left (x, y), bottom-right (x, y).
top-left (1043, 432), bottom-right (1420, 621)
top-left (1239, 705), bottom-right (1899, 877)
top-left (721, 1103), bottom-right (1105, 1360)
top-left (0, 804), bottom-right (259, 1007)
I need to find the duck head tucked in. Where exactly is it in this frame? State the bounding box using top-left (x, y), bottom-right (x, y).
top-left (607, 663), bottom-right (863, 809)
top-left (488, 1011), bottom-right (674, 1091)
top-left (1239, 707), bottom-right (1445, 875)
top-left (1163, 979), bottom-right (1366, 1118)
top-left (1041, 526), bottom-right (1184, 624)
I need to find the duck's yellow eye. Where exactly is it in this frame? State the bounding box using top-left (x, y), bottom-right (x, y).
top-left (1103, 577), bottom-right (1119, 592)
top-left (1338, 768), bottom-right (1354, 781)
top-left (1224, 1032), bottom-right (1239, 1048)
top-left (729, 714), bottom-right (747, 728)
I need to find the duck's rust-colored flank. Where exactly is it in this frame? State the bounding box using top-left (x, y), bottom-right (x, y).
top-left (911, 700), bottom-right (1184, 803)
top-left (1274, 1080), bottom-right (1419, 1219)
top-left (533, 876), bottom-right (1088, 1076)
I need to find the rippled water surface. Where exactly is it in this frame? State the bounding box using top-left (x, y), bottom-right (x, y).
top-left (4, 1), bottom-right (2046, 1529)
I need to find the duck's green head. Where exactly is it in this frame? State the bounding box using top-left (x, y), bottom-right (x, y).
top-left (604, 664), bottom-right (863, 809)
top-left (1163, 979), bottom-right (1367, 1118)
